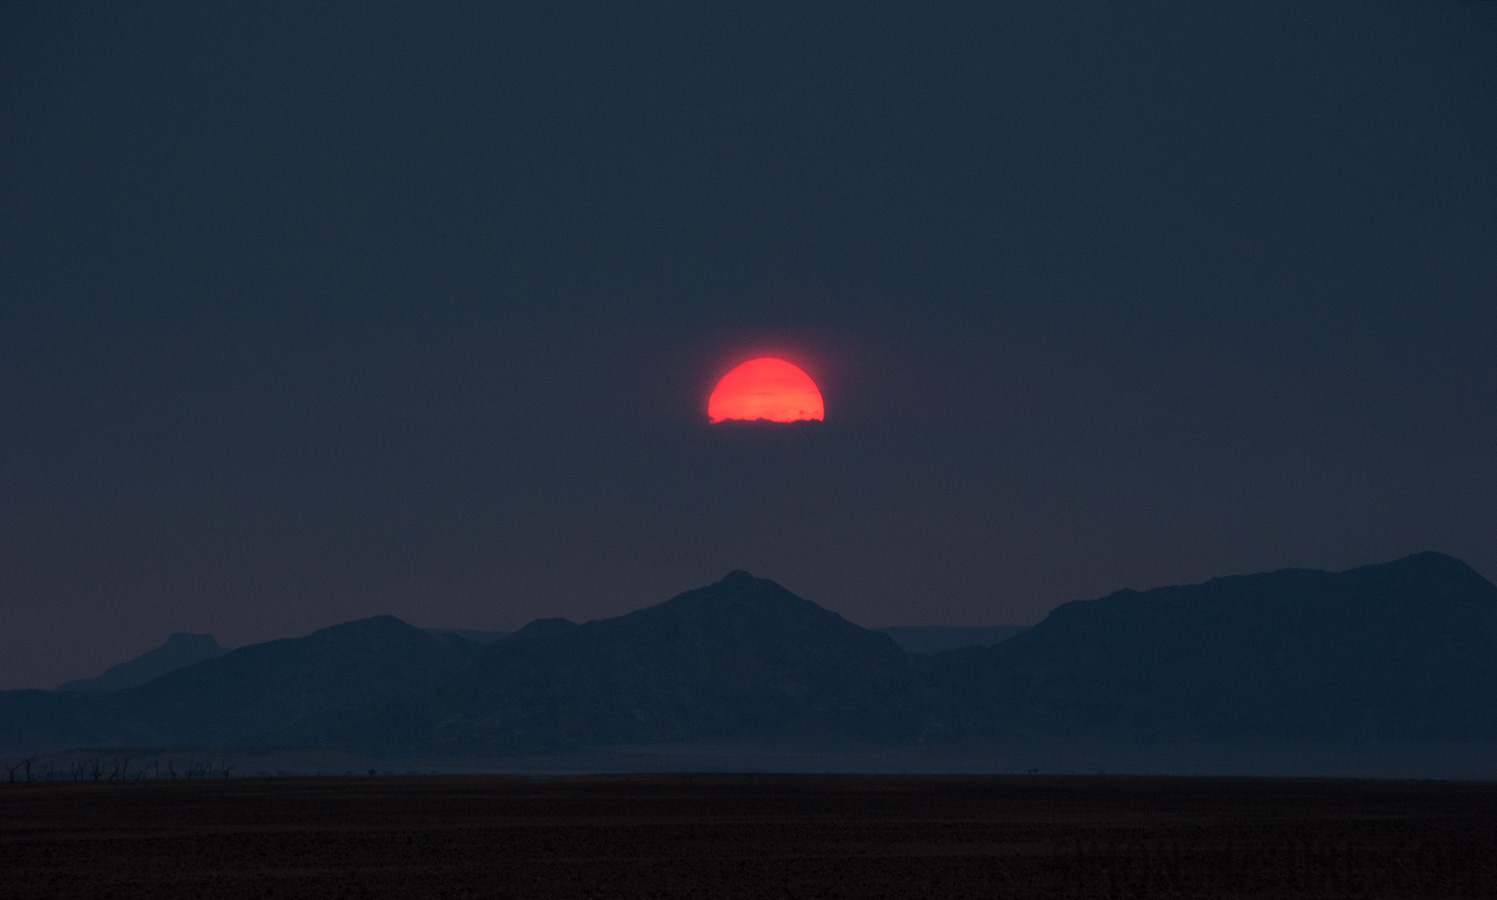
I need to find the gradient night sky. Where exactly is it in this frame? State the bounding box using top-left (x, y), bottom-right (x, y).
top-left (3, 2), bottom-right (1495, 690)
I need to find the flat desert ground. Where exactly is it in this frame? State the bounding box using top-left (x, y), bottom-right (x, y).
top-left (3, 774), bottom-right (1495, 898)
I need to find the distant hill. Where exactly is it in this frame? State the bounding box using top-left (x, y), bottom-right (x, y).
top-left (6, 554), bottom-right (1497, 777)
top-left (115, 615), bottom-right (476, 748)
top-left (0, 617), bottom-right (471, 752)
top-left (876, 626), bottom-right (1028, 655)
top-left (928, 552), bottom-right (1497, 742)
top-left (58, 633), bottom-right (229, 693)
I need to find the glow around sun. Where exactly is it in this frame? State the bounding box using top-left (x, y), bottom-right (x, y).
top-left (707, 357), bottom-right (825, 423)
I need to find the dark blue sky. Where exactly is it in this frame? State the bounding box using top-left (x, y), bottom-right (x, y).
top-left (3, 1), bottom-right (1495, 689)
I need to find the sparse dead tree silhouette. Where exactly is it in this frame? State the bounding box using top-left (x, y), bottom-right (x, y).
top-left (166, 760), bottom-right (177, 780)
top-left (3, 760), bottom-right (19, 784)
top-left (22, 751), bottom-right (38, 783)
top-left (88, 757), bottom-right (103, 782)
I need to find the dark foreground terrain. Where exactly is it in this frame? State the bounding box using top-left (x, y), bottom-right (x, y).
top-left (2, 775), bottom-right (1495, 899)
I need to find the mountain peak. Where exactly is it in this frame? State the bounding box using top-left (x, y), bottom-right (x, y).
top-left (1344, 552), bottom-right (1496, 607)
top-left (57, 631), bottom-right (230, 693)
top-left (641, 572), bottom-right (857, 639)
top-left (1381, 551), bottom-right (1478, 576)
top-left (509, 617), bottom-right (577, 641)
top-left (164, 632), bottom-right (221, 649)
top-left (321, 615), bottom-right (415, 634)
top-left (441, 568), bottom-right (916, 753)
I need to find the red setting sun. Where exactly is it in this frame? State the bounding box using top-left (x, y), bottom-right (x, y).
top-left (708, 358), bottom-right (825, 423)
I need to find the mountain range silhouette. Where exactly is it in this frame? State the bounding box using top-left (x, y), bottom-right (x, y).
top-left (5, 553), bottom-right (1496, 773)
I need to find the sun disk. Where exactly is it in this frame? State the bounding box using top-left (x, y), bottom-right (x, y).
top-left (707, 358), bottom-right (825, 423)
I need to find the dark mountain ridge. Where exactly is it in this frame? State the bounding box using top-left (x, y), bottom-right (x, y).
top-left (4, 554), bottom-right (1497, 770)
top-left (930, 552), bottom-right (1497, 742)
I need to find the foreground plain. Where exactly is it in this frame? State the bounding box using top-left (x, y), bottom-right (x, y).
top-left (2, 775), bottom-right (1495, 899)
